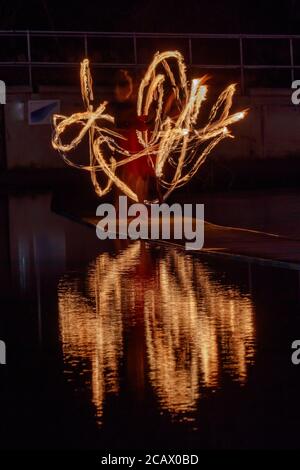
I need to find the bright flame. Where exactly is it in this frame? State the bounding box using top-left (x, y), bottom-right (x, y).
top-left (52, 51), bottom-right (247, 202)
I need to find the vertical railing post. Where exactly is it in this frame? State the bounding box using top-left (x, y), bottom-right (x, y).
top-left (133, 33), bottom-right (138, 66)
top-left (26, 30), bottom-right (33, 89)
top-left (188, 37), bottom-right (193, 65)
top-left (239, 36), bottom-right (245, 95)
top-left (289, 37), bottom-right (295, 84)
top-left (84, 34), bottom-right (88, 58)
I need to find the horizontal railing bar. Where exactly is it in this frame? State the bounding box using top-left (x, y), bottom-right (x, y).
top-left (0, 62), bottom-right (298, 69)
top-left (1, 30), bottom-right (300, 40)
top-left (244, 65), bottom-right (297, 69)
top-left (0, 62), bottom-right (136, 67)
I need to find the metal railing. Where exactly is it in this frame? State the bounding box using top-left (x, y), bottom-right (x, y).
top-left (0, 31), bottom-right (300, 93)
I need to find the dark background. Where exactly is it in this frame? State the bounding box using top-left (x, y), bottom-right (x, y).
top-left (0, 0), bottom-right (298, 33)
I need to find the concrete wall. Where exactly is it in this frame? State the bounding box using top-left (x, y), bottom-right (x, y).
top-left (4, 87), bottom-right (94, 169)
top-left (216, 89), bottom-right (300, 161)
top-left (3, 87), bottom-right (300, 169)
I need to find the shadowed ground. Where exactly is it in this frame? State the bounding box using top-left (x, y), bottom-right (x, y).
top-left (51, 187), bottom-right (300, 270)
top-left (68, 214), bottom-right (300, 270)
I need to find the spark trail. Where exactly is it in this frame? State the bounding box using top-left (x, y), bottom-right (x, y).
top-left (52, 51), bottom-right (247, 202)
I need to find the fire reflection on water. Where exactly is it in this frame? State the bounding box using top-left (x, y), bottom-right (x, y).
top-left (58, 242), bottom-right (255, 423)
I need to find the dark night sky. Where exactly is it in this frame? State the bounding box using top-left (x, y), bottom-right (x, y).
top-left (0, 0), bottom-right (299, 33)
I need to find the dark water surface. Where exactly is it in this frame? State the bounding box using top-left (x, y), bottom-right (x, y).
top-left (0, 192), bottom-right (300, 449)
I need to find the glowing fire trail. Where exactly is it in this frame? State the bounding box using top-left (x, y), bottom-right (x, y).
top-left (52, 51), bottom-right (247, 203)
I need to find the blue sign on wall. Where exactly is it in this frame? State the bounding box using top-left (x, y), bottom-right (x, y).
top-left (28, 100), bottom-right (60, 125)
